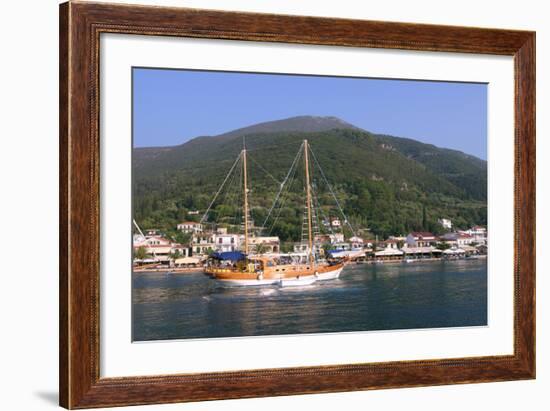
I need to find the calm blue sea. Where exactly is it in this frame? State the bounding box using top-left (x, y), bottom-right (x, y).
top-left (132, 259), bottom-right (487, 341)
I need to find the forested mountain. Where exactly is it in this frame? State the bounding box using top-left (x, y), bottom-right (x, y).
top-left (133, 116), bottom-right (487, 242)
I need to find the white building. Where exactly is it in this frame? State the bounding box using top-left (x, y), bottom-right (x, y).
top-left (463, 225), bottom-right (487, 244)
top-left (139, 236), bottom-right (171, 247)
top-left (133, 235), bottom-right (190, 263)
top-left (438, 218), bottom-right (452, 230)
top-left (177, 221), bottom-right (203, 234)
top-left (348, 236), bottom-right (364, 249)
top-left (374, 246), bottom-right (404, 261)
top-left (456, 233), bottom-right (476, 247)
top-left (213, 233), bottom-right (241, 252)
top-left (441, 232), bottom-right (477, 247)
top-left (248, 236), bottom-right (280, 253)
top-left (382, 239), bottom-right (402, 250)
top-left (293, 242), bottom-right (323, 255)
top-left (191, 233), bottom-right (215, 255)
top-left (405, 232), bottom-right (437, 248)
top-left (329, 233), bottom-right (344, 244)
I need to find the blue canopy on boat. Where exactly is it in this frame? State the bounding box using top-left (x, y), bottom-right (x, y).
top-left (210, 251), bottom-right (246, 261)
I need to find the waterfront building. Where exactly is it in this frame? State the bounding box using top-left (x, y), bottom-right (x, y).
top-left (174, 256), bottom-right (203, 267)
top-left (403, 246), bottom-right (442, 259)
top-left (133, 233), bottom-right (145, 244)
top-left (171, 243), bottom-right (190, 257)
top-left (177, 221), bottom-right (203, 234)
top-left (329, 233), bottom-right (344, 244)
top-left (456, 233), bottom-right (476, 247)
top-left (384, 239), bottom-right (402, 249)
top-left (191, 232), bottom-right (216, 255)
top-left (440, 232), bottom-right (458, 247)
top-left (463, 225), bottom-right (487, 245)
top-left (133, 235), bottom-right (190, 264)
top-left (331, 242), bottom-right (351, 251)
top-left (248, 236), bottom-right (280, 253)
top-left (405, 232), bottom-right (437, 248)
top-left (314, 234), bottom-right (331, 244)
top-left (293, 242), bottom-right (323, 255)
top-left (460, 245), bottom-right (478, 255)
top-left (442, 247), bottom-right (466, 259)
top-left (374, 245), bottom-right (404, 261)
top-left (348, 236), bottom-right (365, 249)
top-left (440, 232), bottom-right (477, 247)
top-left (213, 233), bottom-right (241, 252)
top-left (138, 235), bottom-right (171, 247)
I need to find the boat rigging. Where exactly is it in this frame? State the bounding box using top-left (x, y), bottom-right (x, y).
top-left (202, 139), bottom-right (353, 286)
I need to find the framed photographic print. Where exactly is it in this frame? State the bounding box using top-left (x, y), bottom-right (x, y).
top-left (59, 1), bottom-right (535, 409)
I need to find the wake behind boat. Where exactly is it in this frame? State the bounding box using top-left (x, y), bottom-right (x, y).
top-left (279, 275), bottom-right (317, 287)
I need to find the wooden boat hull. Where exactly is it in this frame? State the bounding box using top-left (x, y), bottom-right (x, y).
top-left (204, 261), bottom-right (345, 286)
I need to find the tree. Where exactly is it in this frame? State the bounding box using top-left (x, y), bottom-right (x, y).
top-left (174, 231), bottom-right (192, 245)
top-left (435, 242), bottom-right (451, 251)
top-left (134, 246), bottom-right (149, 260)
top-left (170, 249), bottom-right (182, 261)
top-left (322, 243), bottom-right (333, 255)
top-left (422, 205), bottom-right (427, 230)
top-left (280, 242), bottom-right (294, 253)
top-left (133, 129), bottom-right (488, 243)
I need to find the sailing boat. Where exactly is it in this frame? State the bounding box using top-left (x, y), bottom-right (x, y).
top-left (203, 139), bottom-right (346, 286)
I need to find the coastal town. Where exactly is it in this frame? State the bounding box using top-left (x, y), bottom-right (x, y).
top-left (130, 74), bottom-right (489, 339)
top-left (133, 214), bottom-right (487, 271)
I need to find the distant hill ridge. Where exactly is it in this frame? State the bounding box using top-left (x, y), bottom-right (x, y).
top-left (133, 116), bottom-right (487, 239)
top-left (216, 115), bottom-right (362, 139)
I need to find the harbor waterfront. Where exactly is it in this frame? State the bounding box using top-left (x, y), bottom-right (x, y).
top-left (132, 258), bottom-right (487, 341)
top-left (132, 77), bottom-right (489, 340)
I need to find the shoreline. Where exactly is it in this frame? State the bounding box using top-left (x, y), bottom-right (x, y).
top-left (133, 255), bottom-right (487, 274)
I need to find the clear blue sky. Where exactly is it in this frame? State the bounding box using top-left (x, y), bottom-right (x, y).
top-left (133, 68), bottom-right (487, 159)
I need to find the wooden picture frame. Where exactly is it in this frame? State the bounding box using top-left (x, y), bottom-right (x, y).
top-left (59, 1), bottom-right (535, 408)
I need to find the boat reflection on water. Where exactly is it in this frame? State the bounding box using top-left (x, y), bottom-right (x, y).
top-left (132, 258), bottom-right (487, 341)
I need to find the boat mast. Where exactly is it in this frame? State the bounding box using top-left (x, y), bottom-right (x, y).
top-left (243, 146), bottom-right (249, 255)
top-left (304, 140), bottom-right (314, 265)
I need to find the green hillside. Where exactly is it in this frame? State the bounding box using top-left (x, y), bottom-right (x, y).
top-left (133, 117), bottom-right (487, 241)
